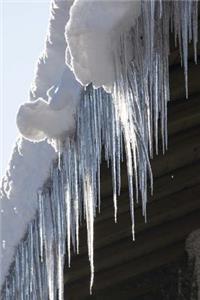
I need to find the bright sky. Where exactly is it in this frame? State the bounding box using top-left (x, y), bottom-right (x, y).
top-left (1, 0), bottom-right (50, 178)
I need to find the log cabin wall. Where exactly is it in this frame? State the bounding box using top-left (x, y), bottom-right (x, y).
top-left (64, 21), bottom-right (200, 300)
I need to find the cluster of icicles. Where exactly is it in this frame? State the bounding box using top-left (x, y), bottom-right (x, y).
top-left (1, 1), bottom-right (198, 299)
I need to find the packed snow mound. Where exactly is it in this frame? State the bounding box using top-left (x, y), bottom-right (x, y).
top-left (66, 0), bottom-right (141, 92)
top-left (0, 139), bottom-right (55, 287)
top-left (17, 67), bottom-right (82, 142)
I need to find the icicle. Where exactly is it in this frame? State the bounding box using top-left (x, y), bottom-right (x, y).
top-left (84, 176), bottom-right (94, 294)
top-left (182, 1), bottom-right (189, 99)
top-left (63, 149), bottom-right (72, 268)
top-left (73, 145), bottom-right (80, 254)
top-left (192, 1), bottom-right (198, 64)
top-left (38, 190), bottom-right (44, 263)
top-left (111, 98), bottom-right (118, 223)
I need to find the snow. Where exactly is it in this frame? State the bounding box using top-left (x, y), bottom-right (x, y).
top-left (17, 66), bottom-right (82, 142)
top-left (30, 0), bottom-right (74, 101)
top-left (0, 139), bottom-right (55, 288)
top-left (66, 0), bottom-right (141, 92)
